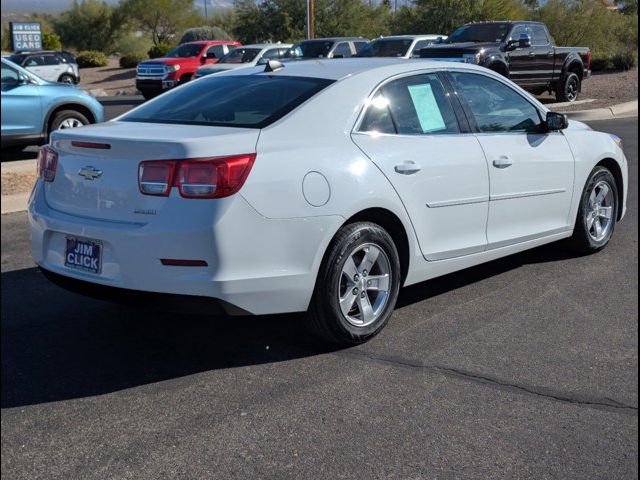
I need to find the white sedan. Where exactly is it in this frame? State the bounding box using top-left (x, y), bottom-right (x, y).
top-left (29, 58), bottom-right (628, 344)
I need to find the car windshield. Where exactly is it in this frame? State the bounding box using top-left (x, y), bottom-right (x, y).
top-left (286, 41), bottom-right (334, 59)
top-left (120, 75), bottom-right (334, 128)
top-left (355, 39), bottom-right (413, 58)
top-left (165, 44), bottom-right (205, 58)
top-left (446, 24), bottom-right (511, 43)
top-left (218, 48), bottom-right (262, 64)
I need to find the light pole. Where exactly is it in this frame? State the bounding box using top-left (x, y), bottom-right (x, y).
top-left (203, 0), bottom-right (208, 22)
top-left (306, 0), bottom-right (315, 39)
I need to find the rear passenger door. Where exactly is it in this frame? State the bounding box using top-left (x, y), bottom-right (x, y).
top-left (529, 25), bottom-right (555, 84)
top-left (351, 72), bottom-right (490, 261)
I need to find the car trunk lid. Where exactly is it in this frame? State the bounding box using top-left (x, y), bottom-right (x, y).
top-left (45, 121), bottom-right (260, 223)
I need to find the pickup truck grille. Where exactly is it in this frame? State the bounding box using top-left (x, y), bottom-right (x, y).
top-left (137, 63), bottom-right (167, 78)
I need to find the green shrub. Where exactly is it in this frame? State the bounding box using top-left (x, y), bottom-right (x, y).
top-left (119, 53), bottom-right (145, 68)
top-left (180, 26), bottom-right (231, 44)
top-left (42, 32), bottom-right (62, 51)
top-left (590, 54), bottom-right (614, 72)
top-left (612, 50), bottom-right (637, 71)
top-left (115, 32), bottom-right (153, 58)
top-left (147, 43), bottom-right (173, 59)
top-left (76, 50), bottom-right (109, 68)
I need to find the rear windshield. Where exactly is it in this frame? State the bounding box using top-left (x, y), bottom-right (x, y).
top-left (219, 48), bottom-right (261, 64)
top-left (446, 24), bottom-right (511, 43)
top-left (355, 39), bottom-right (413, 58)
top-left (121, 75), bottom-right (334, 128)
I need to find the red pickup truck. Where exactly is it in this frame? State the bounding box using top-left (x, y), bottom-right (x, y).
top-left (136, 40), bottom-right (241, 99)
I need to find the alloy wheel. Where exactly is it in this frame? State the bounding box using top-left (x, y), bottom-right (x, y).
top-left (338, 243), bottom-right (392, 327)
top-left (586, 180), bottom-right (614, 242)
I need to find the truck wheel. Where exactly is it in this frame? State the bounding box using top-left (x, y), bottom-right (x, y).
top-left (556, 72), bottom-right (581, 102)
top-left (179, 74), bottom-right (192, 84)
top-left (305, 222), bottom-right (401, 345)
top-left (141, 91), bottom-right (157, 101)
top-left (568, 166), bottom-right (618, 254)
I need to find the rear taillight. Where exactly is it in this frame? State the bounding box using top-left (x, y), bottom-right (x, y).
top-left (37, 145), bottom-right (58, 182)
top-left (138, 160), bottom-right (176, 196)
top-left (585, 51), bottom-right (592, 70)
top-left (138, 154), bottom-right (256, 199)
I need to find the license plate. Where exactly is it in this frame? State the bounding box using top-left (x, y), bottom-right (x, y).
top-left (64, 236), bottom-right (102, 274)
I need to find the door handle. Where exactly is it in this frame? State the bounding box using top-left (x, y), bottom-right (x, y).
top-left (493, 156), bottom-right (513, 169)
top-left (394, 161), bottom-right (421, 175)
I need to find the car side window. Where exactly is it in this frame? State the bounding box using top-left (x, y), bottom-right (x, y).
top-left (354, 42), bottom-right (368, 53)
top-left (333, 42), bottom-right (352, 58)
top-left (43, 54), bottom-right (61, 66)
top-left (412, 40), bottom-right (433, 56)
top-left (24, 55), bottom-right (45, 67)
top-left (206, 45), bottom-right (226, 59)
top-left (451, 72), bottom-right (543, 133)
top-left (509, 25), bottom-right (528, 43)
top-left (1, 64), bottom-right (20, 85)
top-left (530, 26), bottom-right (550, 46)
top-left (360, 74), bottom-right (459, 135)
top-left (261, 48), bottom-right (283, 60)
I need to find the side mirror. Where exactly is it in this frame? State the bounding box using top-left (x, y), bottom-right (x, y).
top-left (508, 34), bottom-right (531, 50)
top-left (436, 36), bottom-right (444, 44)
top-left (200, 55), bottom-right (207, 63)
top-left (546, 111), bottom-right (569, 131)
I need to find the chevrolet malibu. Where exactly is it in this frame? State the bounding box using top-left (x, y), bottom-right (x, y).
top-left (29, 59), bottom-right (628, 345)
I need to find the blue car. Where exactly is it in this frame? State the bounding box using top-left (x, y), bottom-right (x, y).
top-left (1, 58), bottom-right (104, 148)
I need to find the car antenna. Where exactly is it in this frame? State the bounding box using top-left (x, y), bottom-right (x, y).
top-left (264, 60), bottom-right (285, 73)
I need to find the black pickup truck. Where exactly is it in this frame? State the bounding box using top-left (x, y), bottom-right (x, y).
top-left (420, 21), bottom-right (592, 102)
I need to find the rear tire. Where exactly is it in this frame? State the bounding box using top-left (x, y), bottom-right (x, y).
top-left (305, 222), bottom-right (401, 345)
top-left (141, 91), bottom-right (157, 101)
top-left (568, 166), bottom-right (618, 254)
top-left (556, 72), bottom-right (581, 102)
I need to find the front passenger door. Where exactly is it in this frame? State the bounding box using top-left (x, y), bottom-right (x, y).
top-left (1, 63), bottom-right (42, 137)
top-left (351, 73), bottom-right (490, 261)
top-left (449, 72), bottom-right (574, 248)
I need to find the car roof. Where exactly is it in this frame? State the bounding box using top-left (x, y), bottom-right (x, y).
top-left (223, 57), bottom-right (489, 81)
top-left (185, 40), bottom-right (240, 45)
top-left (242, 44), bottom-right (293, 49)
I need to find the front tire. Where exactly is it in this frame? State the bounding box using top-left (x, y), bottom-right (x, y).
top-left (556, 72), bottom-right (581, 102)
top-left (569, 166), bottom-right (618, 253)
top-left (58, 74), bottom-right (76, 84)
top-left (48, 110), bottom-right (90, 138)
top-left (306, 222), bottom-right (401, 345)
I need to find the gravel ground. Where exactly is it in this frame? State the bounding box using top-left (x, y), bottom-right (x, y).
top-left (79, 57), bottom-right (137, 96)
top-left (1, 172), bottom-right (37, 196)
top-left (537, 67), bottom-right (638, 111)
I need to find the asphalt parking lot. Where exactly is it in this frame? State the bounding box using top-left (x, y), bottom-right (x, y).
top-left (1, 117), bottom-right (637, 479)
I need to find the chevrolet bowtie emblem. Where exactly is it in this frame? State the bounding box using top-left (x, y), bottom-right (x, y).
top-left (78, 166), bottom-right (103, 180)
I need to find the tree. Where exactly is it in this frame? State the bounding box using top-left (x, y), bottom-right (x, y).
top-left (120, 0), bottom-right (201, 46)
top-left (180, 26), bottom-right (232, 43)
top-left (53, 0), bottom-right (127, 53)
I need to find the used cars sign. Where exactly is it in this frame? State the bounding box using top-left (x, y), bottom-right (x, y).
top-left (10, 22), bottom-right (42, 52)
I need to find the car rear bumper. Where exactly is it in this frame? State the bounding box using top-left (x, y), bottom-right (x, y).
top-left (28, 181), bottom-right (343, 315)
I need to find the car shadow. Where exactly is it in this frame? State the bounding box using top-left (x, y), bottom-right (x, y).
top-left (91, 69), bottom-right (136, 84)
top-left (1, 147), bottom-right (38, 162)
top-left (1, 242), bottom-right (583, 408)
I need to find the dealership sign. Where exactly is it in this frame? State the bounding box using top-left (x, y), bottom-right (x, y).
top-left (10, 22), bottom-right (43, 52)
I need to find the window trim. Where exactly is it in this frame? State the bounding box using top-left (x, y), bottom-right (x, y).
top-left (354, 70), bottom-right (467, 137)
top-left (444, 70), bottom-right (547, 135)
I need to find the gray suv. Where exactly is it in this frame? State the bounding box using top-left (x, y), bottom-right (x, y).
top-left (7, 51), bottom-right (80, 84)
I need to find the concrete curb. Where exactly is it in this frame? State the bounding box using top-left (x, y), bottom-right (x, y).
top-left (566, 100), bottom-right (638, 121)
top-left (1, 192), bottom-right (30, 215)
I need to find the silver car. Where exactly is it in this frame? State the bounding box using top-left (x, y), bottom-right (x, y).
top-left (194, 43), bottom-right (293, 78)
top-left (7, 51), bottom-right (79, 84)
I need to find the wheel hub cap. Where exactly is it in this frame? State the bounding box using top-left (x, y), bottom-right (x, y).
top-left (587, 181), bottom-right (614, 242)
top-left (338, 243), bottom-right (392, 327)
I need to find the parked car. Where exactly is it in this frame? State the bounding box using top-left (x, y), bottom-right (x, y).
top-left (29, 59), bottom-right (627, 345)
top-left (355, 35), bottom-right (445, 59)
top-left (136, 40), bottom-right (241, 99)
top-left (1, 58), bottom-right (103, 148)
top-left (194, 43), bottom-right (293, 78)
top-left (420, 21), bottom-right (591, 102)
top-left (7, 50), bottom-right (79, 84)
top-left (285, 37), bottom-right (369, 59)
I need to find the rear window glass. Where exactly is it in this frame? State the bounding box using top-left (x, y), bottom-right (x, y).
top-left (121, 75), bottom-right (334, 128)
top-left (355, 39), bottom-right (413, 58)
